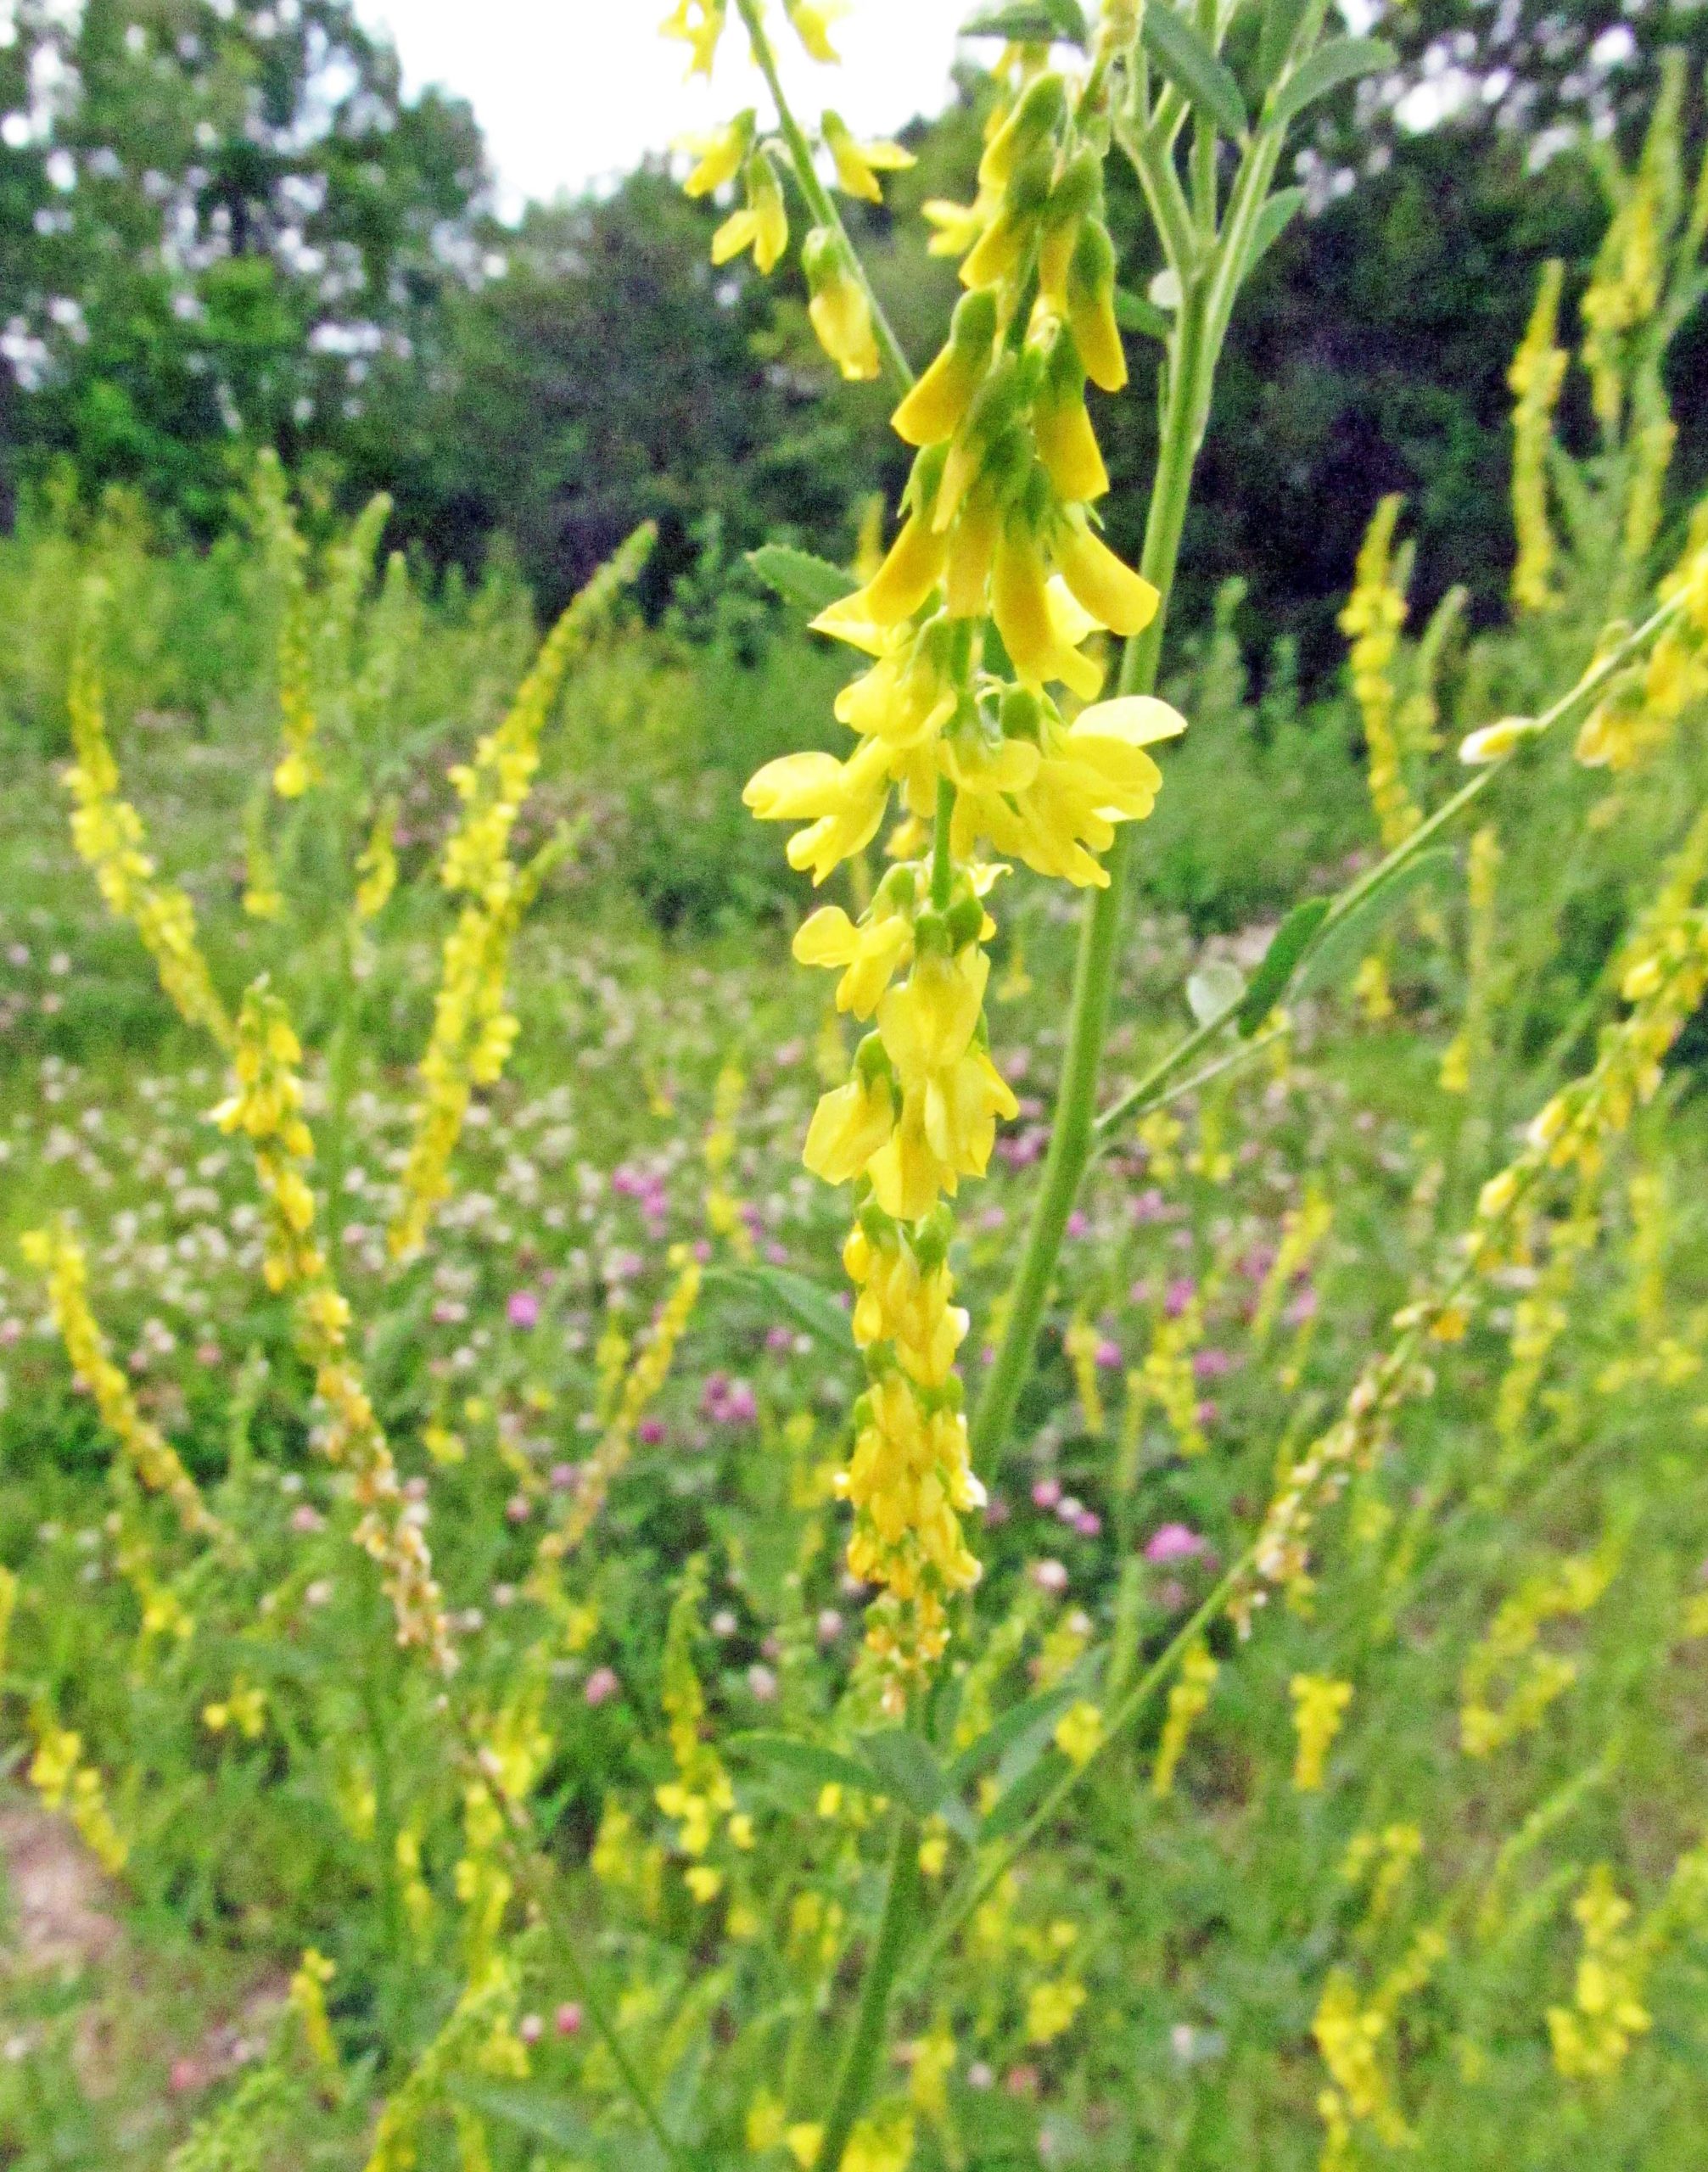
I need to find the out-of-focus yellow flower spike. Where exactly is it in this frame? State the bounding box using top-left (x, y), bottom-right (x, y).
top-left (680, 110), bottom-right (756, 198)
top-left (787, 0), bottom-right (848, 63)
top-left (821, 109), bottom-right (915, 203)
top-left (712, 152), bottom-right (789, 274)
top-left (804, 227), bottom-right (881, 379)
top-left (661, 0), bottom-right (727, 76)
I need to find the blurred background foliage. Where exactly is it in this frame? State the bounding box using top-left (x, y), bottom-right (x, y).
top-left (0, 0), bottom-right (1703, 670)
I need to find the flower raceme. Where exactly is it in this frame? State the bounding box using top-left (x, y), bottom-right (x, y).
top-left (725, 48), bottom-right (1187, 1699)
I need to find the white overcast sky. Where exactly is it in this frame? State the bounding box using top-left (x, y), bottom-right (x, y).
top-left (354, 0), bottom-right (977, 217)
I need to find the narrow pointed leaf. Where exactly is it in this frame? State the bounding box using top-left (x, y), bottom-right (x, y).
top-left (703, 1262), bottom-right (853, 1349)
top-left (1269, 36), bottom-right (1397, 128)
top-left (1140, 4), bottom-right (1247, 141)
top-left (1256, 0), bottom-right (1311, 90)
top-left (1295, 847), bottom-right (1457, 996)
top-left (1114, 287), bottom-right (1173, 341)
top-left (1236, 896), bottom-right (1331, 1034)
top-left (726, 1731), bottom-right (878, 1794)
top-left (1246, 187), bottom-right (1307, 277)
top-left (949, 1680), bottom-right (1080, 1788)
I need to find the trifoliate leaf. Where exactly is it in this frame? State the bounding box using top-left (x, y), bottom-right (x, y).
top-left (1236, 895), bottom-right (1331, 1034)
top-left (1294, 847), bottom-right (1456, 996)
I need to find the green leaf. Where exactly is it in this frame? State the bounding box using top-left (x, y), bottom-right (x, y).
top-left (703, 1262), bottom-right (853, 1349)
top-left (1269, 36), bottom-right (1397, 128)
top-left (726, 1731), bottom-right (878, 1795)
top-left (1113, 287), bottom-right (1173, 341)
top-left (960, 0), bottom-right (1089, 42)
top-left (980, 1746), bottom-right (1064, 1837)
top-left (1246, 186), bottom-right (1307, 277)
top-left (855, 1728), bottom-right (974, 1836)
top-left (1255, 0), bottom-right (1311, 89)
top-left (1295, 847), bottom-right (1457, 997)
top-left (949, 1680), bottom-right (1079, 1789)
top-left (1186, 959), bottom-right (1246, 1027)
top-left (747, 545), bottom-right (854, 616)
top-left (448, 2082), bottom-right (645, 2167)
top-left (1235, 895), bottom-right (1331, 1034)
top-left (1140, 4), bottom-right (1247, 141)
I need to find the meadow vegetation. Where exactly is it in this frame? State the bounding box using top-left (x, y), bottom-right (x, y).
top-left (1, 6), bottom-right (1707, 2172)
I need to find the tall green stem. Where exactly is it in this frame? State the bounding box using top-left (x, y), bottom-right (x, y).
top-left (972, 284), bottom-right (1210, 1467)
top-left (815, 1814), bottom-right (922, 2170)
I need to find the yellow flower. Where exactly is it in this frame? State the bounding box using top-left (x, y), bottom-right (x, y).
top-left (1025, 1977), bottom-right (1087, 2046)
top-left (744, 739), bottom-right (895, 883)
top-left (1290, 1673), bottom-right (1353, 1790)
top-left (680, 111), bottom-right (754, 197)
top-left (1052, 515), bottom-right (1158, 635)
top-left (660, 0), bottom-right (725, 76)
top-left (1053, 1699), bottom-right (1106, 1768)
top-left (786, 0), bottom-right (847, 62)
top-left (804, 227), bottom-right (880, 379)
top-left (713, 154), bottom-right (789, 275)
top-left (805, 1066), bottom-right (898, 1188)
top-left (821, 109), bottom-right (914, 202)
top-left (892, 292), bottom-right (996, 446)
top-left (794, 901), bottom-right (916, 1018)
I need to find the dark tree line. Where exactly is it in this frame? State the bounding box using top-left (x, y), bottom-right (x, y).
top-left (0, 0), bottom-right (1701, 665)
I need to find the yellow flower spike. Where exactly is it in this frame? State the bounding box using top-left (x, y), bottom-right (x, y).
top-left (712, 153), bottom-right (789, 274)
top-left (892, 291), bottom-right (999, 446)
top-left (804, 228), bottom-right (882, 379)
top-left (787, 0), bottom-right (848, 62)
top-left (680, 110), bottom-right (756, 197)
top-left (1291, 1673), bottom-right (1353, 1790)
top-left (821, 109), bottom-right (915, 202)
top-left (1066, 220), bottom-right (1127, 392)
top-left (660, 0), bottom-right (726, 76)
top-left (1053, 516), bottom-right (1158, 636)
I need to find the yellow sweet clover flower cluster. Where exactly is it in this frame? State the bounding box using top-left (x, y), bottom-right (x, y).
top-left (354, 801), bottom-right (399, 921)
top-left (1546, 1867), bottom-right (1650, 2079)
top-left (288, 1948), bottom-right (340, 2079)
top-left (1341, 1823), bottom-right (1424, 1925)
top-left (203, 1678), bottom-right (268, 1740)
top-left (29, 1711), bottom-right (129, 1875)
top-left (390, 527), bottom-right (652, 1258)
top-left (1238, 798), bottom-right (1708, 1631)
top-left (62, 588), bottom-right (232, 1048)
top-left (1151, 1638), bottom-right (1218, 1798)
top-left (1576, 70), bottom-right (1677, 442)
top-left (748, 272), bottom-right (1165, 1648)
top-left (212, 980), bottom-right (456, 1671)
top-left (1135, 1271), bottom-right (1212, 1457)
top-left (242, 788), bottom-right (284, 921)
top-left (1576, 516), bottom-right (1708, 772)
top-left (247, 449), bottom-right (322, 798)
top-left (1313, 1926), bottom-right (1448, 2167)
top-left (654, 1554), bottom-right (750, 1905)
top-left (532, 1244), bottom-right (703, 1574)
top-left (21, 1220), bottom-right (227, 1549)
top-left (1062, 1314), bottom-right (1105, 1434)
top-left (1252, 1190), bottom-right (1332, 1346)
top-left (1492, 1183), bottom-right (1598, 1461)
top-left (1290, 1673), bottom-right (1353, 1791)
top-left (1508, 260), bottom-right (1568, 613)
top-left (1459, 1546), bottom-right (1616, 1758)
top-left (1340, 495), bottom-right (1420, 854)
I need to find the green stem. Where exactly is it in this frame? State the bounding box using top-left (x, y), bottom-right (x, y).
top-left (733, 0), bottom-right (915, 394)
top-left (815, 1814), bottom-right (922, 2170)
top-left (931, 776), bottom-right (955, 910)
top-left (972, 280), bottom-right (1210, 1469)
